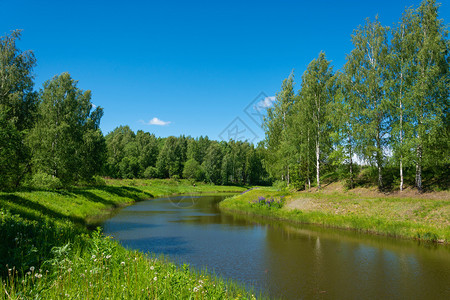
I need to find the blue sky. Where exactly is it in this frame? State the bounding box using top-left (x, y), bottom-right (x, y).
top-left (1, 0), bottom-right (449, 142)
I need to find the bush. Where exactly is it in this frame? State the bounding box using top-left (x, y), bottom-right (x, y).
top-left (91, 175), bottom-right (106, 186)
top-left (182, 158), bottom-right (204, 181)
top-left (30, 172), bottom-right (62, 189)
top-left (273, 180), bottom-right (287, 191)
top-left (143, 166), bottom-right (159, 179)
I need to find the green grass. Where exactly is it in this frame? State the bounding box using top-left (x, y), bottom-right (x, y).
top-left (0, 179), bottom-right (253, 299)
top-left (105, 178), bottom-right (250, 195)
top-left (219, 188), bottom-right (450, 243)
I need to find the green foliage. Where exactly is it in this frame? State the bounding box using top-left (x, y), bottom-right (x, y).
top-left (298, 52), bottom-right (336, 189)
top-left (29, 172), bottom-right (63, 190)
top-left (273, 180), bottom-right (287, 191)
top-left (343, 16), bottom-right (391, 189)
top-left (156, 136), bottom-right (186, 178)
top-left (91, 175), bottom-right (107, 186)
top-left (0, 30), bottom-right (37, 190)
top-left (389, 0), bottom-right (449, 192)
top-left (183, 158), bottom-right (204, 181)
top-left (261, 0), bottom-right (449, 192)
top-left (263, 71), bottom-right (295, 182)
top-left (27, 73), bottom-right (105, 186)
top-left (202, 142), bottom-right (223, 184)
top-left (105, 126), bottom-right (136, 178)
top-left (143, 166), bottom-right (159, 179)
top-left (0, 111), bottom-right (24, 190)
top-left (0, 30), bottom-right (38, 131)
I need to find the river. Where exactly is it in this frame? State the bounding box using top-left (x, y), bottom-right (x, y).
top-left (103, 194), bottom-right (450, 299)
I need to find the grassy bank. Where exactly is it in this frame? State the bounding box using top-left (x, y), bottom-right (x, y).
top-left (1, 179), bottom-right (252, 299)
top-left (219, 186), bottom-right (450, 243)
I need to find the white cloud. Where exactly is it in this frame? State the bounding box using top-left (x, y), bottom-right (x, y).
top-left (140, 117), bottom-right (171, 126)
top-left (255, 96), bottom-right (276, 111)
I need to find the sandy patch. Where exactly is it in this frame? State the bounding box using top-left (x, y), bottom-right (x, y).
top-left (285, 198), bottom-right (319, 211)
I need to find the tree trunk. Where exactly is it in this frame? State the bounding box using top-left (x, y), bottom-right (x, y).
top-left (287, 165), bottom-right (290, 185)
top-left (377, 162), bottom-right (383, 190)
top-left (399, 71), bottom-right (404, 192)
top-left (349, 137), bottom-right (354, 189)
top-left (316, 139), bottom-right (320, 190)
top-left (416, 143), bottom-right (423, 192)
top-left (376, 130), bottom-right (383, 190)
top-left (307, 128), bottom-right (311, 191)
top-left (400, 158), bottom-right (403, 191)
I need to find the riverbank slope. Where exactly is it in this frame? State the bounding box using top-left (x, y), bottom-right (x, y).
top-left (0, 179), bottom-right (252, 299)
top-left (219, 183), bottom-right (450, 243)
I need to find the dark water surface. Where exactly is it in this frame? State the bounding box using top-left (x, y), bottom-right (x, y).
top-left (103, 194), bottom-right (450, 299)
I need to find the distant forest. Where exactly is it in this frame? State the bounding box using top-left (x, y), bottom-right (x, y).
top-left (0, 0), bottom-right (448, 191)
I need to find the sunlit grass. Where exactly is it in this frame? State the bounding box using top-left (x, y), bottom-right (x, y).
top-left (0, 179), bottom-right (255, 299)
top-left (219, 188), bottom-right (450, 243)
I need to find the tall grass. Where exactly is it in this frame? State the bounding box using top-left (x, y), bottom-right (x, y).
top-left (2, 229), bottom-right (254, 299)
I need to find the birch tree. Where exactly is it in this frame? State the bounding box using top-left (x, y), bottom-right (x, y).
top-left (299, 52), bottom-right (335, 189)
top-left (344, 17), bottom-right (391, 190)
top-left (263, 71), bottom-right (295, 183)
top-left (404, 0), bottom-right (449, 192)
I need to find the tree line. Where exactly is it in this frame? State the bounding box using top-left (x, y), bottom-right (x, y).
top-left (264, 0), bottom-right (449, 192)
top-left (104, 127), bottom-right (269, 185)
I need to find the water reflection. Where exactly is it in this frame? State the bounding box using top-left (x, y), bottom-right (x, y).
top-left (103, 195), bottom-right (450, 299)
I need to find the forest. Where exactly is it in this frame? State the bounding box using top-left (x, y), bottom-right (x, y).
top-left (264, 0), bottom-right (449, 192)
top-left (0, 0), bottom-right (448, 192)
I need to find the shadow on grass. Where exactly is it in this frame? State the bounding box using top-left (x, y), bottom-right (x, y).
top-left (0, 185), bottom-right (156, 275)
top-left (0, 194), bottom-right (86, 226)
top-left (93, 186), bottom-right (154, 202)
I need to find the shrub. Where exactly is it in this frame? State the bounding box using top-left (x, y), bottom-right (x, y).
top-left (273, 180), bottom-right (287, 191)
top-left (30, 172), bottom-right (62, 189)
top-left (182, 158), bottom-right (204, 181)
top-left (143, 166), bottom-right (159, 179)
top-left (92, 175), bottom-right (106, 186)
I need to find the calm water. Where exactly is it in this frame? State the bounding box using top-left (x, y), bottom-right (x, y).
top-left (103, 194), bottom-right (450, 299)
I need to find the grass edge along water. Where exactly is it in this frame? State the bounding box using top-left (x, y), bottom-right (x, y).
top-left (1, 179), bottom-right (263, 299)
top-left (219, 187), bottom-right (450, 244)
